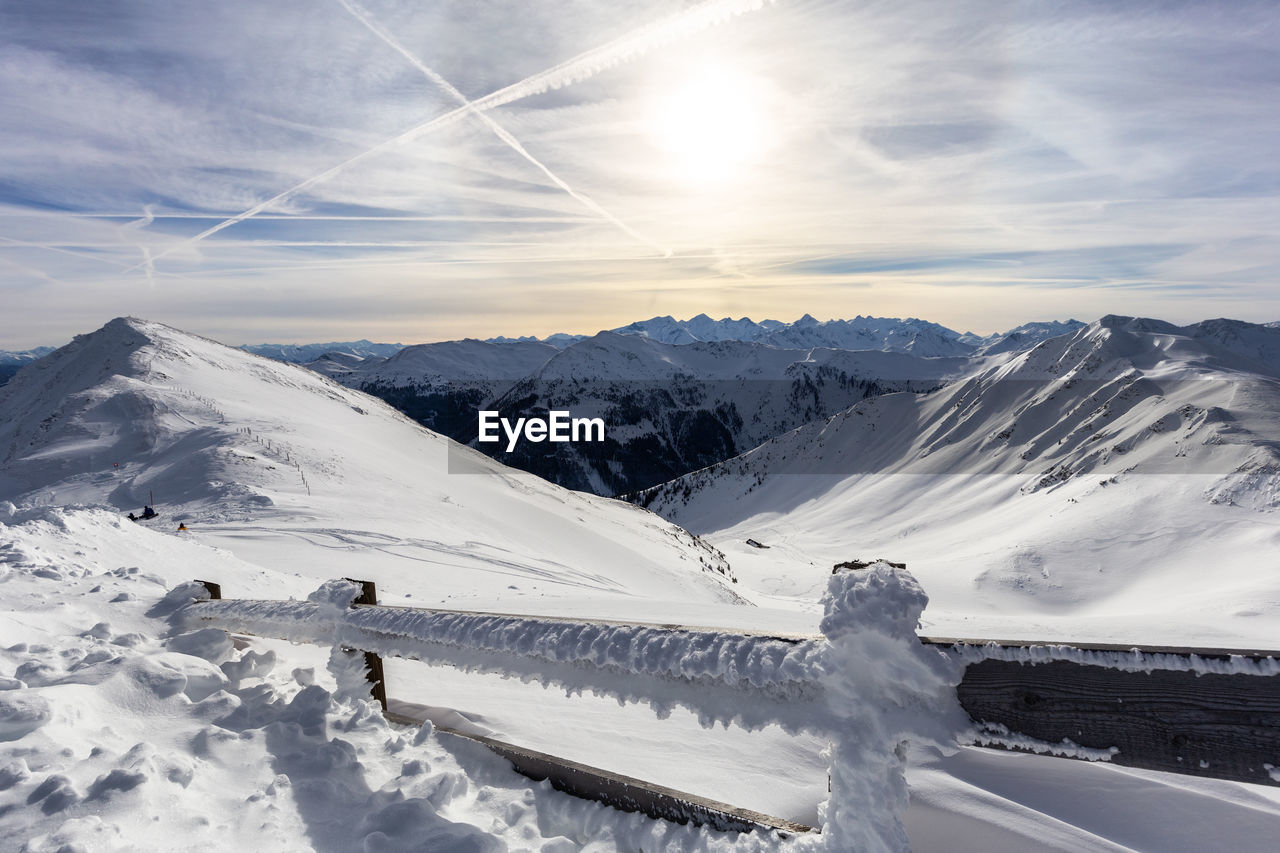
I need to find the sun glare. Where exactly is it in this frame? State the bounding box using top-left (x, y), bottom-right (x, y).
top-left (646, 64), bottom-right (775, 185)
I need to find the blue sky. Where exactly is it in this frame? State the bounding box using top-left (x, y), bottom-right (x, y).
top-left (1, 0), bottom-right (1278, 348)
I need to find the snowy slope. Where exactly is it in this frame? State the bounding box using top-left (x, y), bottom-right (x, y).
top-left (3, 317), bottom-right (1280, 851)
top-left (967, 321), bottom-right (1088, 356)
top-left (637, 316), bottom-right (1280, 647)
top-left (0, 318), bottom-right (740, 611)
top-left (6, 507), bottom-right (1276, 853)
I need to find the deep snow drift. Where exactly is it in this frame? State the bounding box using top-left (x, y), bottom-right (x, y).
top-left (0, 505), bottom-right (774, 853)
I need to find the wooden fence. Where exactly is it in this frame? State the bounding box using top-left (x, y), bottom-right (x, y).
top-left (187, 579), bottom-right (1280, 839)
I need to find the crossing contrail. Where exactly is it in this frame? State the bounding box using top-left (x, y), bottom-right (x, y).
top-left (122, 0), bottom-right (773, 273)
top-left (336, 0), bottom-right (670, 256)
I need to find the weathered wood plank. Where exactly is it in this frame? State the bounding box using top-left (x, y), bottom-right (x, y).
top-left (956, 658), bottom-right (1280, 786)
top-left (922, 636), bottom-right (1280, 661)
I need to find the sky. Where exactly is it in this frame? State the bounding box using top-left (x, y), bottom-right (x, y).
top-left (1, 0), bottom-right (1279, 349)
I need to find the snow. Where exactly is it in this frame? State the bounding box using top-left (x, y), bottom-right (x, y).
top-left (356, 339), bottom-right (559, 388)
top-left (2, 316), bottom-right (1280, 851)
top-left (942, 642), bottom-right (1280, 677)
top-left (640, 316), bottom-right (1280, 648)
top-left (0, 520), bottom-right (758, 853)
top-left (241, 340), bottom-right (405, 364)
top-left (0, 318), bottom-right (742, 612)
top-left (484, 314), bottom-right (1084, 359)
top-left (185, 563), bottom-right (964, 852)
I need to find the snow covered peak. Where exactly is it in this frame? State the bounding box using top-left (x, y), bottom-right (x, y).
top-left (680, 314), bottom-right (774, 343)
top-left (0, 317), bottom-right (743, 609)
top-left (635, 315), bottom-right (1280, 646)
top-left (969, 320), bottom-right (1087, 356)
top-left (758, 315), bottom-right (973, 357)
top-left (482, 313), bottom-right (1094, 358)
top-left (240, 337), bottom-right (405, 363)
top-left (610, 315), bottom-right (700, 345)
top-left (358, 338), bottom-right (558, 386)
top-left (1093, 315), bottom-right (1182, 336)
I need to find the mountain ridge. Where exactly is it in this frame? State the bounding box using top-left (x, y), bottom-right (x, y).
top-left (0, 317), bottom-right (743, 610)
top-left (629, 315), bottom-right (1280, 644)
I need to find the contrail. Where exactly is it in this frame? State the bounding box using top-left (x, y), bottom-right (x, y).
top-left (0, 235), bottom-right (148, 271)
top-left (122, 204), bottom-right (156, 230)
top-left (122, 205), bottom-right (157, 285)
top-left (336, 0), bottom-right (669, 256)
top-left (122, 0), bottom-right (772, 273)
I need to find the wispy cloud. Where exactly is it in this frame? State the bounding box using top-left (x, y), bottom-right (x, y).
top-left (122, 0), bottom-right (769, 273)
top-left (1, 0), bottom-right (1278, 346)
top-left (335, 0), bottom-right (671, 256)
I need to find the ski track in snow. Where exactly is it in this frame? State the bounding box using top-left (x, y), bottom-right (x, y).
top-left (205, 524), bottom-right (632, 593)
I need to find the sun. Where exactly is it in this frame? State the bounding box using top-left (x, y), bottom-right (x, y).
top-left (646, 64), bottom-right (776, 185)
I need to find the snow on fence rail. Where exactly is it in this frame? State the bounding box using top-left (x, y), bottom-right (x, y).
top-left (179, 567), bottom-right (1280, 848)
top-left (182, 564), bottom-right (963, 852)
top-left (922, 636), bottom-right (1280, 786)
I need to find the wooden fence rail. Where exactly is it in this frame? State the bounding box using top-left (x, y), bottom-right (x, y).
top-left (185, 579), bottom-right (1280, 839)
top-left (921, 637), bottom-right (1280, 787)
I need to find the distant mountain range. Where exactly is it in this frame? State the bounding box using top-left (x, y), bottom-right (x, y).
top-left (488, 314), bottom-right (1087, 358)
top-left (238, 339), bottom-right (406, 363)
top-left (321, 315), bottom-right (1090, 495)
top-left (0, 315), bottom-right (1089, 386)
top-left (5, 312), bottom-right (1278, 646)
top-left (0, 345), bottom-right (57, 386)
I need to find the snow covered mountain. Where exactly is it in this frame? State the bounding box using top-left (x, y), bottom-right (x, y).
top-left (488, 331), bottom-right (588, 349)
top-left (491, 313), bottom-right (989, 356)
top-left (472, 332), bottom-right (965, 495)
top-left (300, 349), bottom-right (385, 379)
top-left (0, 345), bottom-right (57, 386)
top-left (960, 320), bottom-right (1088, 356)
top-left (3, 316), bottom-right (1277, 851)
top-left (684, 313), bottom-right (786, 342)
top-left (345, 318), bottom-right (1096, 495)
top-left (0, 345), bottom-right (56, 365)
top-left (241, 338), bottom-right (405, 364)
top-left (0, 318), bottom-right (740, 609)
top-left (754, 314), bottom-right (975, 357)
top-left (343, 338), bottom-right (560, 437)
top-left (635, 316), bottom-right (1280, 647)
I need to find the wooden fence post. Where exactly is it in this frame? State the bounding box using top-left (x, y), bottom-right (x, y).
top-left (344, 578), bottom-right (388, 711)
